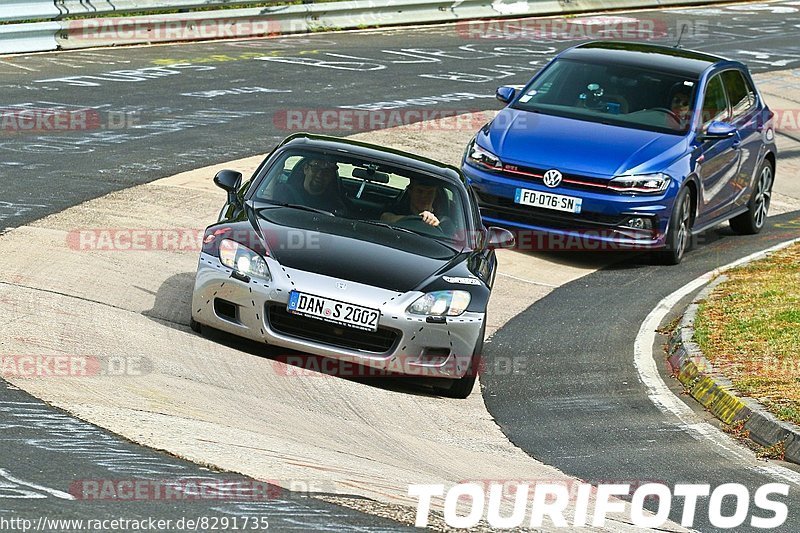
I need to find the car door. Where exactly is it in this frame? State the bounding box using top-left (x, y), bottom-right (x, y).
top-left (694, 73), bottom-right (741, 226)
top-left (720, 69), bottom-right (761, 209)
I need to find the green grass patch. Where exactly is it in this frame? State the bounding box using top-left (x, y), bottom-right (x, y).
top-left (694, 242), bottom-right (800, 425)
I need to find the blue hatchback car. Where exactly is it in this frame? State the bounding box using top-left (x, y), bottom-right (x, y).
top-left (462, 42), bottom-right (777, 264)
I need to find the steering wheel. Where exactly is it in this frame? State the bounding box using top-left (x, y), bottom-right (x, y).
top-left (649, 107), bottom-right (681, 123)
top-left (394, 215), bottom-right (446, 234)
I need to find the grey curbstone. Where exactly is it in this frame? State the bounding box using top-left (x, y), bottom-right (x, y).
top-left (667, 270), bottom-right (800, 464)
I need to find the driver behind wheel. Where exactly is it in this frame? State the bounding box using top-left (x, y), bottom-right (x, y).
top-left (669, 85), bottom-right (692, 130)
top-left (381, 181), bottom-right (443, 227)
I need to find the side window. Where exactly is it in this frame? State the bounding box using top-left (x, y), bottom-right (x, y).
top-left (701, 75), bottom-right (729, 127)
top-left (722, 70), bottom-right (756, 120)
top-left (255, 155), bottom-right (303, 199)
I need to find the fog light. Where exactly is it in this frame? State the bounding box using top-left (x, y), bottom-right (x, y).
top-left (623, 217), bottom-right (654, 230)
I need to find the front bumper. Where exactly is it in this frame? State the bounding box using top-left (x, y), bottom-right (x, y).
top-left (191, 253), bottom-right (484, 379)
top-left (463, 164), bottom-right (676, 251)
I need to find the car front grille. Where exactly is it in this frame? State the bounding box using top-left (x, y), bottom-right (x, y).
top-left (475, 191), bottom-right (626, 231)
top-left (267, 304), bottom-right (399, 353)
top-left (496, 164), bottom-right (611, 194)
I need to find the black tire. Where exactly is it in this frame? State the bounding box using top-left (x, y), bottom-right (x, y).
top-left (440, 324), bottom-right (485, 399)
top-left (730, 159), bottom-right (773, 235)
top-left (190, 317), bottom-right (202, 333)
top-left (656, 186), bottom-right (693, 265)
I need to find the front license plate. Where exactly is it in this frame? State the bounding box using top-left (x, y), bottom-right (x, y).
top-left (287, 291), bottom-right (380, 332)
top-left (515, 188), bottom-right (583, 214)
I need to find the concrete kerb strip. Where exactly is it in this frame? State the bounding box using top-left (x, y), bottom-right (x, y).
top-left (667, 251), bottom-right (800, 464)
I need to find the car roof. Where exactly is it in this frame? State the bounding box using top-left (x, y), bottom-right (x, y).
top-left (277, 133), bottom-right (464, 185)
top-left (561, 41), bottom-right (730, 77)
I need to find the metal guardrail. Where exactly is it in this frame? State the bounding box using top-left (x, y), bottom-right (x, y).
top-left (52, 0), bottom-right (544, 50)
top-left (1, 0), bottom-right (723, 55)
top-left (0, 21), bottom-right (59, 54)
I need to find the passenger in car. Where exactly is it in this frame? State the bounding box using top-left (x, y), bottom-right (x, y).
top-left (274, 157), bottom-right (347, 215)
top-left (381, 181), bottom-right (446, 227)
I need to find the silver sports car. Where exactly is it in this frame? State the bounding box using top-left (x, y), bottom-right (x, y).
top-left (190, 134), bottom-right (514, 398)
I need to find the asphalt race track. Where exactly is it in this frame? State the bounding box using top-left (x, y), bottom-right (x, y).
top-left (1, 0), bottom-right (800, 530)
top-left (0, 378), bottom-right (414, 531)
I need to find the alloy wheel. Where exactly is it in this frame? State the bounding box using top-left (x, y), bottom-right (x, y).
top-left (676, 195), bottom-right (691, 260)
top-left (753, 165), bottom-right (773, 229)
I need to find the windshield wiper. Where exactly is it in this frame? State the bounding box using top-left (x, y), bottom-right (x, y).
top-left (358, 220), bottom-right (420, 236)
top-left (357, 220), bottom-right (461, 251)
top-left (261, 202), bottom-right (334, 217)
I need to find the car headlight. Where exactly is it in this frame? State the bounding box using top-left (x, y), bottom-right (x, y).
top-left (466, 140), bottom-right (503, 171)
top-left (219, 239), bottom-right (271, 281)
top-left (608, 173), bottom-right (671, 194)
top-left (408, 291), bottom-right (471, 317)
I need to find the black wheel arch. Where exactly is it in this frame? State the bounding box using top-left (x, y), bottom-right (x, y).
top-left (679, 175), bottom-right (700, 227)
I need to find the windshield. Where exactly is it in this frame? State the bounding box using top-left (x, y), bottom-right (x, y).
top-left (513, 58), bottom-right (698, 134)
top-left (252, 148), bottom-right (467, 242)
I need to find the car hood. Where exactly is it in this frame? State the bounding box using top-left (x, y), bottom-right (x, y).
top-left (479, 108), bottom-right (687, 177)
top-left (256, 207), bottom-right (463, 293)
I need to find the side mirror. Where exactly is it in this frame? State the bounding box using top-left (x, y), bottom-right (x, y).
top-left (699, 121), bottom-right (737, 141)
top-left (496, 86), bottom-right (516, 104)
top-left (487, 226), bottom-right (515, 249)
top-left (214, 169), bottom-right (242, 192)
top-left (214, 169), bottom-right (243, 206)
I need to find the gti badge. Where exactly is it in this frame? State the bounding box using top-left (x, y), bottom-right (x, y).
top-left (543, 169), bottom-right (563, 188)
top-left (336, 282), bottom-right (347, 290)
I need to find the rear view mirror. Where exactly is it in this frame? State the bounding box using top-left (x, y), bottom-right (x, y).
top-left (487, 226), bottom-right (516, 248)
top-left (352, 167), bottom-right (390, 183)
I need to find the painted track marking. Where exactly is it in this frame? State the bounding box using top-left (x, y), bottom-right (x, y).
top-left (0, 468), bottom-right (75, 500)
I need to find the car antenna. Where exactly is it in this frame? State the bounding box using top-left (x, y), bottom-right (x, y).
top-left (675, 23), bottom-right (688, 49)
